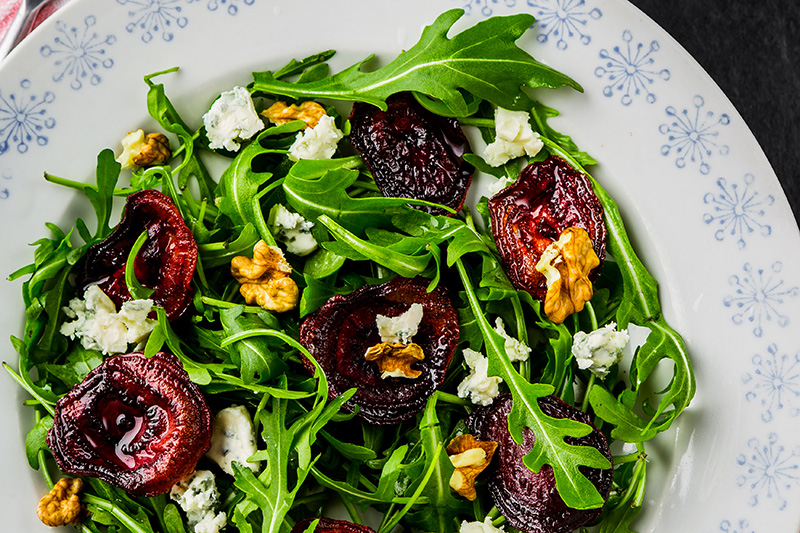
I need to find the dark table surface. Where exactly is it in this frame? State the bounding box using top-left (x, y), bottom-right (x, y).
top-left (629, 0), bottom-right (800, 228)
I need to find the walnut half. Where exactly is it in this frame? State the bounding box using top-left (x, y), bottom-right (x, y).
top-left (231, 240), bottom-right (299, 313)
top-left (364, 342), bottom-right (425, 379)
top-left (446, 434), bottom-right (498, 501)
top-left (535, 226), bottom-right (599, 324)
top-left (262, 101), bottom-right (327, 129)
top-left (116, 129), bottom-right (171, 169)
top-left (37, 477), bottom-right (84, 527)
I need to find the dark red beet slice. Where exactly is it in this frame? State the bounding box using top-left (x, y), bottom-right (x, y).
top-left (299, 276), bottom-right (459, 425)
top-left (47, 352), bottom-right (212, 497)
top-left (467, 394), bottom-right (612, 533)
top-left (488, 156), bottom-right (606, 301)
top-left (349, 92), bottom-right (474, 216)
top-left (76, 189), bottom-right (198, 320)
top-left (291, 518), bottom-right (376, 533)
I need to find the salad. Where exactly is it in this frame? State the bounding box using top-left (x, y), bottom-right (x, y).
top-left (6, 9), bottom-right (695, 533)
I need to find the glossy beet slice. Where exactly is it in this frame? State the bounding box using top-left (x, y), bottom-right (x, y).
top-left (47, 352), bottom-right (212, 497)
top-left (299, 276), bottom-right (459, 425)
top-left (467, 394), bottom-right (612, 533)
top-left (349, 92), bottom-right (474, 215)
top-left (76, 189), bottom-right (198, 320)
top-left (488, 156), bottom-right (606, 301)
top-left (291, 518), bottom-right (376, 533)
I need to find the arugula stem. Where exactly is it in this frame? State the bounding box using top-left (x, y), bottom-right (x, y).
top-left (82, 494), bottom-right (153, 533)
top-left (486, 506), bottom-right (500, 520)
top-left (351, 180), bottom-right (380, 192)
top-left (200, 296), bottom-right (263, 314)
top-left (125, 229), bottom-right (156, 300)
top-left (44, 172), bottom-right (135, 197)
top-left (433, 391), bottom-right (471, 406)
top-left (458, 117), bottom-right (494, 129)
top-left (584, 301), bottom-right (599, 331)
top-left (340, 496), bottom-right (364, 525)
top-left (491, 515), bottom-right (506, 527)
top-left (2, 363), bottom-right (56, 416)
top-left (580, 374), bottom-right (595, 413)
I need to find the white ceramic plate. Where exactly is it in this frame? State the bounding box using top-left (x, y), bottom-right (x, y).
top-left (2, 0), bottom-right (800, 531)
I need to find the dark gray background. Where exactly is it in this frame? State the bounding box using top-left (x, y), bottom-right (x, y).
top-left (630, 0), bottom-right (800, 228)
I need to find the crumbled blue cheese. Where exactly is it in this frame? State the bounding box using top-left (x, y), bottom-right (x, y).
top-left (460, 517), bottom-right (505, 533)
top-left (203, 86), bottom-right (263, 152)
top-left (456, 348), bottom-right (502, 406)
top-left (269, 204), bottom-right (318, 256)
top-left (486, 176), bottom-right (515, 197)
top-left (170, 470), bottom-right (227, 533)
top-left (493, 317), bottom-right (531, 362)
top-left (483, 107), bottom-right (543, 167)
top-left (207, 405), bottom-right (260, 476)
top-left (571, 322), bottom-right (630, 378)
top-left (116, 129), bottom-right (146, 169)
top-left (288, 114), bottom-right (344, 161)
top-left (60, 285), bottom-right (157, 355)
top-left (376, 303), bottom-right (424, 345)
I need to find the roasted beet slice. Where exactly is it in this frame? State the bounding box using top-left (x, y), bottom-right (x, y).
top-left (467, 394), bottom-right (612, 533)
top-left (291, 518), bottom-right (376, 533)
top-left (76, 189), bottom-right (198, 320)
top-left (349, 92), bottom-right (473, 215)
top-left (47, 352), bottom-right (212, 497)
top-left (488, 156), bottom-right (606, 301)
top-left (299, 276), bottom-right (459, 425)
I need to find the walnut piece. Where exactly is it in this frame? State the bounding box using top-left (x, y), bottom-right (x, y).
top-left (116, 129), bottom-right (171, 169)
top-left (262, 101), bottom-right (327, 129)
top-left (231, 240), bottom-right (299, 313)
top-left (364, 342), bottom-right (425, 379)
top-left (37, 477), bottom-right (84, 527)
top-left (534, 226), bottom-right (600, 324)
top-left (446, 434), bottom-right (498, 500)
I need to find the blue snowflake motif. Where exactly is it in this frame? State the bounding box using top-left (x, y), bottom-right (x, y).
top-left (204, 0), bottom-right (254, 16)
top-left (719, 519), bottom-right (756, 533)
top-left (1, 167), bottom-right (10, 200)
top-left (117, 0), bottom-right (189, 43)
top-left (0, 80), bottom-right (57, 156)
top-left (595, 30), bottom-right (670, 106)
top-left (703, 174), bottom-right (774, 249)
top-left (39, 16), bottom-right (116, 90)
top-left (659, 95), bottom-right (730, 174)
top-left (724, 262), bottom-right (799, 338)
top-left (736, 432), bottom-right (800, 510)
top-left (460, 0), bottom-right (516, 17)
top-left (526, 0), bottom-right (602, 50)
top-left (743, 344), bottom-right (800, 422)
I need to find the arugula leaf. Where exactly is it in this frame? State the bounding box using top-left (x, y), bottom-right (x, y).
top-left (82, 149), bottom-right (120, 240)
top-left (25, 415), bottom-right (53, 470)
top-left (455, 258), bottom-right (610, 510)
top-left (251, 10), bottom-right (579, 115)
top-left (529, 101), bottom-right (597, 167)
top-left (219, 306), bottom-right (289, 384)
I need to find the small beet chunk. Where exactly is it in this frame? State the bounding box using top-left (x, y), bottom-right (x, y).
top-left (299, 277), bottom-right (459, 425)
top-left (77, 189), bottom-right (198, 321)
top-left (467, 394), bottom-right (612, 533)
top-left (488, 156), bottom-right (606, 301)
top-left (291, 518), bottom-right (376, 533)
top-left (349, 92), bottom-right (474, 215)
top-left (47, 352), bottom-right (212, 497)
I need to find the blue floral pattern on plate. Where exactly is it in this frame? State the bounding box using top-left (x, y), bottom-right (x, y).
top-left (459, 0), bottom-right (517, 17)
top-left (724, 262), bottom-right (799, 338)
top-left (203, 0), bottom-right (255, 16)
top-left (659, 95), bottom-right (730, 174)
top-left (39, 16), bottom-right (116, 90)
top-left (0, 79), bottom-right (56, 156)
top-left (117, 0), bottom-right (190, 43)
top-left (526, 0), bottom-right (602, 49)
top-left (736, 432), bottom-right (800, 510)
top-left (743, 344), bottom-right (800, 422)
top-left (703, 174), bottom-right (773, 249)
top-left (595, 30), bottom-right (670, 105)
top-left (718, 519), bottom-right (757, 533)
top-left (0, 167), bottom-right (10, 200)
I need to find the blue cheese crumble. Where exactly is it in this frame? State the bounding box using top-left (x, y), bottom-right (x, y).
top-left (376, 303), bottom-right (424, 345)
top-left (460, 517), bottom-right (505, 533)
top-left (60, 285), bottom-right (157, 355)
top-left (269, 204), bottom-right (318, 257)
top-left (493, 317), bottom-right (531, 362)
top-left (207, 405), bottom-right (260, 476)
top-left (571, 322), bottom-right (630, 378)
top-left (170, 470), bottom-right (227, 533)
top-left (288, 114), bottom-right (344, 161)
top-left (203, 86), bottom-right (263, 152)
top-left (456, 348), bottom-right (502, 406)
top-left (483, 107), bottom-right (543, 167)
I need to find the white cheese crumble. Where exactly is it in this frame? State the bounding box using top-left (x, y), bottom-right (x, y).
top-left (269, 204), bottom-right (318, 256)
top-left (203, 86), bottom-right (263, 152)
top-left (483, 107), bottom-right (543, 167)
top-left (376, 303), bottom-right (424, 345)
top-left (460, 517), bottom-right (505, 533)
top-left (486, 176), bottom-right (514, 198)
top-left (207, 405), bottom-right (260, 476)
top-left (571, 322), bottom-right (630, 378)
top-left (288, 114), bottom-right (344, 161)
top-left (493, 317), bottom-right (531, 362)
top-left (170, 470), bottom-right (227, 533)
top-left (456, 348), bottom-right (502, 406)
top-left (60, 285), bottom-right (157, 355)
top-left (116, 129), bottom-right (145, 169)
